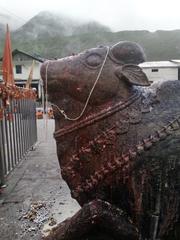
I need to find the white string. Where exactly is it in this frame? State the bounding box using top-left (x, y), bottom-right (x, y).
top-left (45, 46), bottom-right (110, 121)
top-left (45, 61), bottom-right (50, 141)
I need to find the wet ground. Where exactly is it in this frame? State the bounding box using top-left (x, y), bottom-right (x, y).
top-left (0, 119), bottom-right (80, 240)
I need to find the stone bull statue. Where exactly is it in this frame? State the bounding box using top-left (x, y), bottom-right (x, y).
top-left (40, 41), bottom-right (180, 240)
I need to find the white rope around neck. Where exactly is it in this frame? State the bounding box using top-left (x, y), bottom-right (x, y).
top-left (45, 46), bottom-right (110, 121)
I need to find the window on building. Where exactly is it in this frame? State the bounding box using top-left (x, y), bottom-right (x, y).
top-left (16, 65), bottom-right (22, 74)
top-left (152, 68), bottom-right (159, 72)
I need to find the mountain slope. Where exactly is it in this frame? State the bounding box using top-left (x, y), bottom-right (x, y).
top-left (14, 11), bottom-right (111, 40)
top-left (14, 11), bottom-right (69, 40)
top-left (0, 11), bottom-right (180, 61)
top-left (11, 29), bottom-right (180, 61)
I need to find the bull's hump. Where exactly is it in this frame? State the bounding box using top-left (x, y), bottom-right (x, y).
top-left (157, 80), bottom-right (180, 102)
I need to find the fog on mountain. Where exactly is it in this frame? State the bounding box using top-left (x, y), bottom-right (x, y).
top-left (0, 11), bottom-right (180, 61)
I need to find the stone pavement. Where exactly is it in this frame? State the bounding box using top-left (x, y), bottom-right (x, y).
top-left (0, 119), bottom-right (80, 240)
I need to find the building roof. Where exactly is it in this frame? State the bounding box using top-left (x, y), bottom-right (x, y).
top-left (0, 49), bottom-right (45, 62)
top-left (171, 59), bottom-right (180, 63)
top-left (139, 60), bottom-right (180, 68)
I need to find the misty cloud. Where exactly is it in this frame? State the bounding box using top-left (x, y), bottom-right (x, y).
top-left (0, 0), bottom-right (180, 31)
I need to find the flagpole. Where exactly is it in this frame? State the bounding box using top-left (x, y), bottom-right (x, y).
top-left (2, 24), bottom-right (15, 86)
top-left (26, 60), bottom-right (34, 89)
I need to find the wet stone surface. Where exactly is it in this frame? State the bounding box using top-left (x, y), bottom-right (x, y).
top-left (0, 119), bottom-right (80, 240)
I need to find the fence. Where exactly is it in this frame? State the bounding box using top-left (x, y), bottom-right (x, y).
top-left (0, 84), bottom-right (37, 186)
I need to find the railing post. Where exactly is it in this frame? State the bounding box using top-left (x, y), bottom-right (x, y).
top-left (0, 100), bottom-right (5, 186)
top-left (0, 84), bottom-right (37, 184)
top-left (0, 146), bottom-right (5, 186)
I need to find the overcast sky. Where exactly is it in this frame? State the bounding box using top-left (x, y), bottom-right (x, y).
top-left (0, 0), bottom-right (180, 31)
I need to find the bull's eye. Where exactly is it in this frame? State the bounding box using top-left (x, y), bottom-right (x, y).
top-left (85, 54), bottom-right (102, 67)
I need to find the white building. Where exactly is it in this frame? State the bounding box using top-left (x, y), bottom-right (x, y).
top-left (0, 49), bottom-right (45, 99)
top-left (139, 60), bottom-right (180, 83)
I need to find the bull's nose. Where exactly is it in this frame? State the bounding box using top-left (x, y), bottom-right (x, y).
top-left (40, 60), bottom-right (62, 85)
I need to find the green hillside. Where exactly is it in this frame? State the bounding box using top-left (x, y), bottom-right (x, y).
top-left (11, 30), bottom-right (180, 61)
top-left (0, 12), bottom-right (180, 61)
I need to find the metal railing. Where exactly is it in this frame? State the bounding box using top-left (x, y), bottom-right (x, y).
top-left (0, 98), bottom-right (37, 185)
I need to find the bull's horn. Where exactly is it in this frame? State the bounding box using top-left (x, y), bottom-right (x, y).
top-left (109, 41), bottom-right (146, 65)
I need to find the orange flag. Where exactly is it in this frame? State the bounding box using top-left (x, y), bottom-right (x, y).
top-left (26, 60), bottom-right (34, 89)
top-left (2, 24), bottom-right (15, 86)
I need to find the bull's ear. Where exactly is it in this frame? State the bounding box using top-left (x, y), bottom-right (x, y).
top-left (115, 64), bottom-right (150, 86)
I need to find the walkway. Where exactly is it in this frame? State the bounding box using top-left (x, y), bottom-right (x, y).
top-left (0, 119), bottom-right (80, 240)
